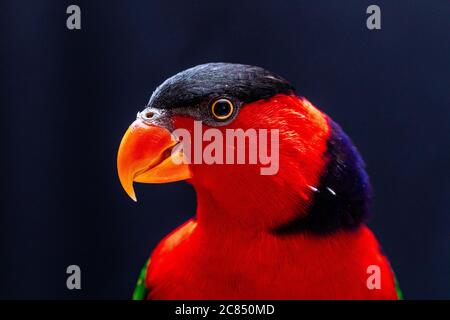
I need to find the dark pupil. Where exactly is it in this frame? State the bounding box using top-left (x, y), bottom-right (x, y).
top-left (214, 101), bottom-right (231, 117)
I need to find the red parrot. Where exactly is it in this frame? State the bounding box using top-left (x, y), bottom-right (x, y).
top-left (117, 63), bottom-right (401, 299)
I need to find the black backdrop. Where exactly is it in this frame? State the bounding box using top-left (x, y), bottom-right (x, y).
top-left (1, 0), bottom-right (449, 299)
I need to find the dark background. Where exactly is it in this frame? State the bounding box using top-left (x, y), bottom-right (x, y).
top-left (1, 0), bottom-right (449, 299)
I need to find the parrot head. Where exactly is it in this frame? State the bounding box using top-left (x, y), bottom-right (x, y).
top-left (117, 63), bottom-right (371, 234)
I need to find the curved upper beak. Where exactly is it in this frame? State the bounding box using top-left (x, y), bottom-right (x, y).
top-left (117, 119), bottom-right (192, 202)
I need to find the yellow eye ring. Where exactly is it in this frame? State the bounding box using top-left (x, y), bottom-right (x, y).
top-left (211, 98), bottom-right (234, 120)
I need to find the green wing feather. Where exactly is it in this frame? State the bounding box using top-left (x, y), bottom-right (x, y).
top-left (394, 273), bottom-right (403, 300)
top-left (132, 259), bottom-right (150, 300)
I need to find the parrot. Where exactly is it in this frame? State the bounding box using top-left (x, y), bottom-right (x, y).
top-left (117, 63), bottom-right (402, 300)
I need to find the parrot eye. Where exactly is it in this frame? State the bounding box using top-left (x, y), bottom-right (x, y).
top-left (211, 98), bottom-right (234, 121)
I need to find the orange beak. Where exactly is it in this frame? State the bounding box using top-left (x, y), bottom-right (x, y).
top-left (117, 119), bottom-right (192, 201)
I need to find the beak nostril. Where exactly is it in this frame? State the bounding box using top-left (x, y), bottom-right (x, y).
top-left (144, 111), bottom-right (154, 119)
